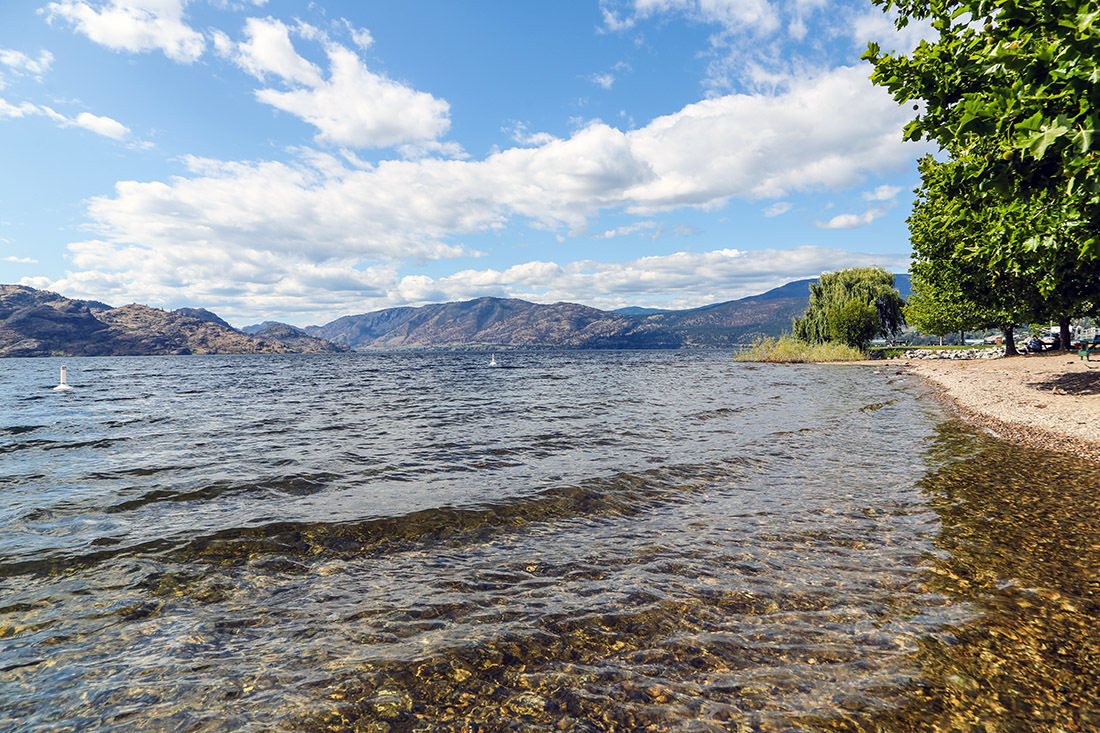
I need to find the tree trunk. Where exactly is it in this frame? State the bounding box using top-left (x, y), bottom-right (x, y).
top-left (1059, 315), bottom-right (1072, 351)
top-left (1003, 325), bottom-right (1018, 356)
top-left (960, 330), bottom-right (965, 345)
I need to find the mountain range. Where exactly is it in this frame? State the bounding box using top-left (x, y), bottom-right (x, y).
top-left (300, 275), bottom-right (911, 350)
top-left (0, 285), bottom-right (347, 358)
top-left (1, 274), bottom-right (910, 356)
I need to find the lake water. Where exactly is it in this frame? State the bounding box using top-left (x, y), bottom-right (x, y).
top-left (2, 351), bottom-right (1099, 732)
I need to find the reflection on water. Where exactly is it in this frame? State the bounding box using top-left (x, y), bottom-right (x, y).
top-left (2, 353), bottom-right (1100, 731)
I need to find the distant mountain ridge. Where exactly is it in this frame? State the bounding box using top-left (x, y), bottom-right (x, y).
top-left (1, 273), bottom-right (910, 356)
top-left (303, 275), bottom-right (902, 350)
top-left (0, 285), bottom-right (347, 357)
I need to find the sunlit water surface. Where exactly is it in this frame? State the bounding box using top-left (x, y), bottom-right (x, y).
top-left (2, 351), bottom-right (1098, 732)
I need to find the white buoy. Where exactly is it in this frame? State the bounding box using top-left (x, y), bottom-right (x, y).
top-left (53, 365), bottom-right (73, 391)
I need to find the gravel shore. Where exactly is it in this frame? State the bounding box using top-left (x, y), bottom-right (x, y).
top-left (896, 351), bottom-right (1100, 461)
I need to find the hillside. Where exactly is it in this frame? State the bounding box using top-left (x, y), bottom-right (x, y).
top-left (0, 285), bottom-right (346, 357)
top-left (2, 273), bottom-right (909, 355)
top-left (304, 277), bottom-right (844, 350)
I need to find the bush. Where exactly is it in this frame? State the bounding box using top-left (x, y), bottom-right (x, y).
top-left (734, 335), bottom-right (866, 363)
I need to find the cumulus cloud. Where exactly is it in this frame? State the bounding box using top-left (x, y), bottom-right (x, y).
top-left (73, 111), bottom-right (130, 139)
top-left (762, 201), bottom-right (791, 217)
top-left (43, 245), bottom-right (907, 325)
top-left (603, 0), bottom-right (928, 93)
top-left (232, 16), bottom-right (322, 85)
top-left (50, 64), bottom-right (915, 320)
top-left (815, 207), bottom-right (886, 229)
top-left (216, 17), bottom-right (451, 149)
top-left (43, 0), bottom-right (206, 63)
top-left (863, 184), bottom-right (901, 201)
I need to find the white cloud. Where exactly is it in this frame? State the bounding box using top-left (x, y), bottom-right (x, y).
top-left (0, 48), bottom-right (54, 88)
top-left (233, 16), bottom-right (322, 86)
top-left (4, 256), bottom-right (39, 264)
top-left (216, 19), bottom-right (451, 149)
top-left (0, 98), bottom-right (40, 119)
top-left (73, 111), bottom-right (130, 139)
top-left (623, 65), bottom-right (914, 208)
top-left (589, 72), bottom-right (616, 90)
top-left (763, 201), bottom-right (791, 217)
top-left (593, 221), bottom-right (662, 239)
top-left (50, 64), bottom-right (915, 320)
top-left (0, 96), bottom-right (135, 142)
top-left (631, 0), bottom-right (780, 35)
top-left (863, 184), bottom-right (901, 201)
top-left (850, 7), bottom-right (934, 56)
top-left (43, 0), bottom-right (206, 63)
top-left (381, 246), bottom-right (905, 314)
top-left (815, 207), bottom-right (886, 229)
top-left (338, 18), bottom-right (374, 50)
top-left (42, 245), bottom-right (907, 324)
top-left (503, 121), bottom-right (557, 147)
top-left (255, 44), bottom-right (451, 148)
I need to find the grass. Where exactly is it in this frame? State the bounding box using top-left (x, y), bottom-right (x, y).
top-left (734, 335), bottom-right (866, 363)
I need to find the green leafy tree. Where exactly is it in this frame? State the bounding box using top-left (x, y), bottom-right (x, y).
top-left (863, 0), bottom-right (1100, 264)
top-left (793, 267), bottom-right (906, 348)
top-left (864, 0), bottom-right (1099, 339)
top-left (906, 154), bottom-right (1040, 354)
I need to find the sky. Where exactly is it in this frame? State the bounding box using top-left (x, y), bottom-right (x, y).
top-left (0, 0), bottom-right (932, 327)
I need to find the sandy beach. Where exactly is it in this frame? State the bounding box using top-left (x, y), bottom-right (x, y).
top-left (893, 351), bottom-right (1100, 460)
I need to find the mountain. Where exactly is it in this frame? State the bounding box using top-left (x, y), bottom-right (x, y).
top-left (251, 323), bottom-right (351, 353)
top-left (0, 285), bottom-right (345, 357)
top-left (241, 320), bottom-right (287, 334)
top-left (611, 306), bottom-right (674, 315)
top-left (307, 297), bottom-right (676, 349)
top-left (173, 307), bottom-right (231, 328)
top-left (2, 272), bottom-right (909, 356)
top-left (306, 278), bottom-right (832, 350)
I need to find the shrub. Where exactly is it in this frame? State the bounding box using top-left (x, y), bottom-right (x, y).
top-left (735, 335), bottom-right (866, 363)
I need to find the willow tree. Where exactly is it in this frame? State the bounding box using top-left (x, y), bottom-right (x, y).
top-left (793, 267), bottom-right (906, 349)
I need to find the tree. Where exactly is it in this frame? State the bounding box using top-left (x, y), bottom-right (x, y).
top-left (864, 0), bottom-right (1100, 342)
top-left (863, 0), bottom-right (1100, 264)
top-left (905, 154), bottom-right (1041, 355)
top-left (793, 267), bottom-right (906, 348)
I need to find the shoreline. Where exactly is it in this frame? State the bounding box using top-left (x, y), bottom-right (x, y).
top-left (887, 352), bottom-right (1100, 461)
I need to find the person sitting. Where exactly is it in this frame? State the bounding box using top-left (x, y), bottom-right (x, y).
top-left (1025, 336), bottom-right (1044, 353)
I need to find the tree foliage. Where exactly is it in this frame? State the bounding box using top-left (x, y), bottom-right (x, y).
top-left (863, 0), bottom-right (1100, 267)
top-left (793, 267), bottom-right (906, 348)
top-left (905, 155), bottom-right (1037, 339)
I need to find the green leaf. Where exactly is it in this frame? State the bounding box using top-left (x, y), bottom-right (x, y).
top-left (1028, 124), bottom-right (1071, 158)
top-left (1077, 8), bottom-right (1100, 32)
top-left (1077, 127), bottom-right (1096, 153)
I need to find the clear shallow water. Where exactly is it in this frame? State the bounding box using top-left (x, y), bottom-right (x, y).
top-left (1, 351), bottom-right (1098, 732)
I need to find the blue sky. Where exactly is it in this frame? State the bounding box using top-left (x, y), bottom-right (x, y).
top-left (0, 0), bottom-right (930, 326)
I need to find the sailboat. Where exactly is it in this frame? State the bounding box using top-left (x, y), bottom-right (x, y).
top-left (489, 354), bottom-right (499, 367)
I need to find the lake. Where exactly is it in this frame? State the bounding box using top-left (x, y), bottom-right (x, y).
top-left (2, 351), bottom-right (1099, 731)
